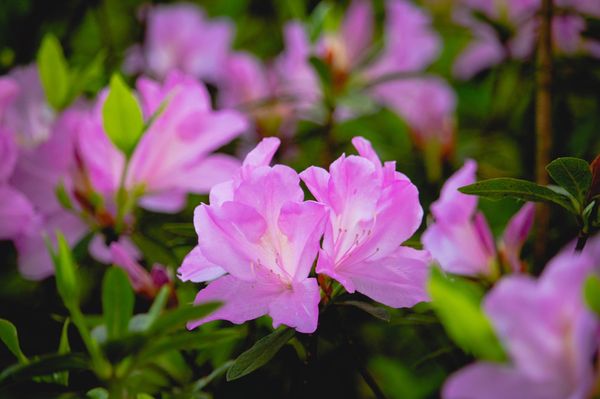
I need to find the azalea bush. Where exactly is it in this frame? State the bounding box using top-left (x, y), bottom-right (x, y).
top-left (0, 0), bottom-right (599, 398)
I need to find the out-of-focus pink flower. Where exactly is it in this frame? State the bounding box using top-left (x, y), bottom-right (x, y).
top-left (273, 22), bottom-right (321, 114)
top-left (77, 70), bottom-right (247, 214)
top-left (3, 65), bottom-right (55, 147)
top-left (423, 160), bottom-right (534, 277)
top-left (443, 242), bottom-right (600, 399)
top-left (89, 235), bottom-right (140, 265)
top-left (125, 3), bottom-right (234, 82)
top-left (0, 129), bottom-right (17, 181)
top-left (369, 77), bottom-right (456, 152)
top-left (0, 129), bottom-right (35, 241)
top-left (365, 0), bottom-right (441, 78)
top-left (110, 241), bottom-right (171, 298)
top-left (315, 0), bottom-right (455, 152)
top-left (0, 65), bottom-right (87, 280)
top-left (301, 137), bottom-right (430, 308)
top-left (180, 138), bottom-right (327, 333)
top-left (454, 0), bottom-right (600, 79)
top-left (499, 202), bottom-right (535, 273)
top-left (218, 22), bottom-right (319, 137)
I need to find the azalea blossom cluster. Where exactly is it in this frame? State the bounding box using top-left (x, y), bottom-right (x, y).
top-left (444, 234), bottom-right (600, 399)
top-left (0, 66), bottom-right (247, 280)
top-left (427, 162), bottom-right (600, 399)
top-left (127, 0), bottom-right (457, 154)
top-left (0, 1), bottom-right (598, 397)
top-left (179, 136), bottom-right (430, 333)
top-left (454, 0), bottom-right (600, 79)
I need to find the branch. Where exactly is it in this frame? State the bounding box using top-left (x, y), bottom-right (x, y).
top-left (534, 0), bottom-right (554, 262)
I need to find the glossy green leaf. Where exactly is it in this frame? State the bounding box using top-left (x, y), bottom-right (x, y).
top-left (51, 232), bottom-right (80, 307)
top-left (546, 157), bottom-right (592, 206)
top-left (336, 300), bottom-right (391, 322)
top-left (148, 302), bottom-right (221, 335)
top-left (102, 74), bottom-right (144, 156)
top-left (54, 318), bottom-right (71, 385)
top-left (459, 177), bottom-right (574, 213)
top-left (37, 34), bottom-right (70, 110)
top-left (226, 328), bottom-right (295, 381)
top-left (427, 268), bottom-right (505, 362)
top-left (0, 319), bottom-right (27, 363)
top-left (102, 267), bottom-right (134, 340)
top-left (584, 275), bottom-right (600, 316)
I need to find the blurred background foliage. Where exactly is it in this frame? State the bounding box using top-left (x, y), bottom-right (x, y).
top-left (0, 0), bottom-right (599, 398)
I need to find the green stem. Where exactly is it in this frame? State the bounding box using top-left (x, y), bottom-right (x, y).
top-left (69, 305), bottom-right (111, 379)
top-left (534, 0), bottom-right (554, 262)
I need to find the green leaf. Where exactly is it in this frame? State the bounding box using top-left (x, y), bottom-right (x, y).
top-left (54, 318), bottom-right (71, 386)
top-left (336, 300), bottom-right (391, 322)
top-left (583, 275), bottom-right (600, 316)
top-left (0, 353), bottom-right (88, 383)
top-left (308, 2), bottom-right (334, 41)
top-left (427, 268), bottom-right (505, 362)
top-left (37, 34), bottom-right (70, 110)
top-left (148, 302), bottom-right (221, 335)
top-left (546, 157), bottom-right (592, 207)
top-left (226, 328), bottom-right (295, 381)
top-left (0, 319), bottom-right (27, 363)
top-left (87, 388), bottom-right (109, 399)
top-left (459, 178), bottom-right (575, 213)
top-left (309, 56), bottom-right (332, 98)
top-left (145, 285), bottom-right (170, 327)
top-left (51, 232), bottom-right (80, 307)
top-left (102, 267), bottom-right (134, 340)
top-left (140, 329), bottom-right (242, 359)
top-left (102, 74), bottom-right (144, 156)
top-left (192, 360), bottom-right (234, 392)
top-left (54, 182), bottom-right (74, 210)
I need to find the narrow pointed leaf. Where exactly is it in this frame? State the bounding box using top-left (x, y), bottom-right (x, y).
top-left (148, 302), bottom-right (220, 335)
top-left (0, 353), bottom-right (88, 383)
top-left (226, 328), bottom-right (295, 381)
top-left (141, 329), bottom-right (242, 359)
top-left (0, 319), bottom-right (27, 363)
top-left (546, 157), bottom-right (592, 206)
top-left (336, 300), bottom-right (391, 322)
top-left (52, 232), bottom-right (79, 307)
top-left (103, 267), bottom-right (134, 340)
top-left (37, 34), bottom-right (70, 110)
top-left (54, 318), bottom-right (71, 385)
top-left (459, 178), bottom-right (575, 213)
top-left (584, 275), bottom-right (600, 316)
top-left (102, 74), bottom-right (144, 156)
top-left (427, 267), bottom-right (505, 362)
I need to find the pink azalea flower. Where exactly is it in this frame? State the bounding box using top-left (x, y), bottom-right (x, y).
top-left (422, 160), bottom-right (534, 277)
top-left (453, 0), bottom-right (600, 79)
top-left (0, 130), bottom-right (35, 242)
top-left (0, 65), bottom-right (87, 279)
top-left (218, 22), bottom-right (320, 137)
top-left (179, 138), bottom-right (327, 333)
top-left (110, 242), bottom-right (171, 299)
top-left (125, 3), bottom-right (234, 82)
top-left (443, 239), bottom-right (600, 399)
top-left (301, 137), bottom-right (430, 308)
top-left (316, 0), bottom-right (455, 151)
top-left (364, 0), bottom-right (441, 78)
top-left (369, 77), bottom-right (456, 153)
top-left (77, 70), bottom-right (247, 214)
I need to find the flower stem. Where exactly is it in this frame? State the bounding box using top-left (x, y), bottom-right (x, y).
top-left (534, 0), bottom-right (554, 262)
